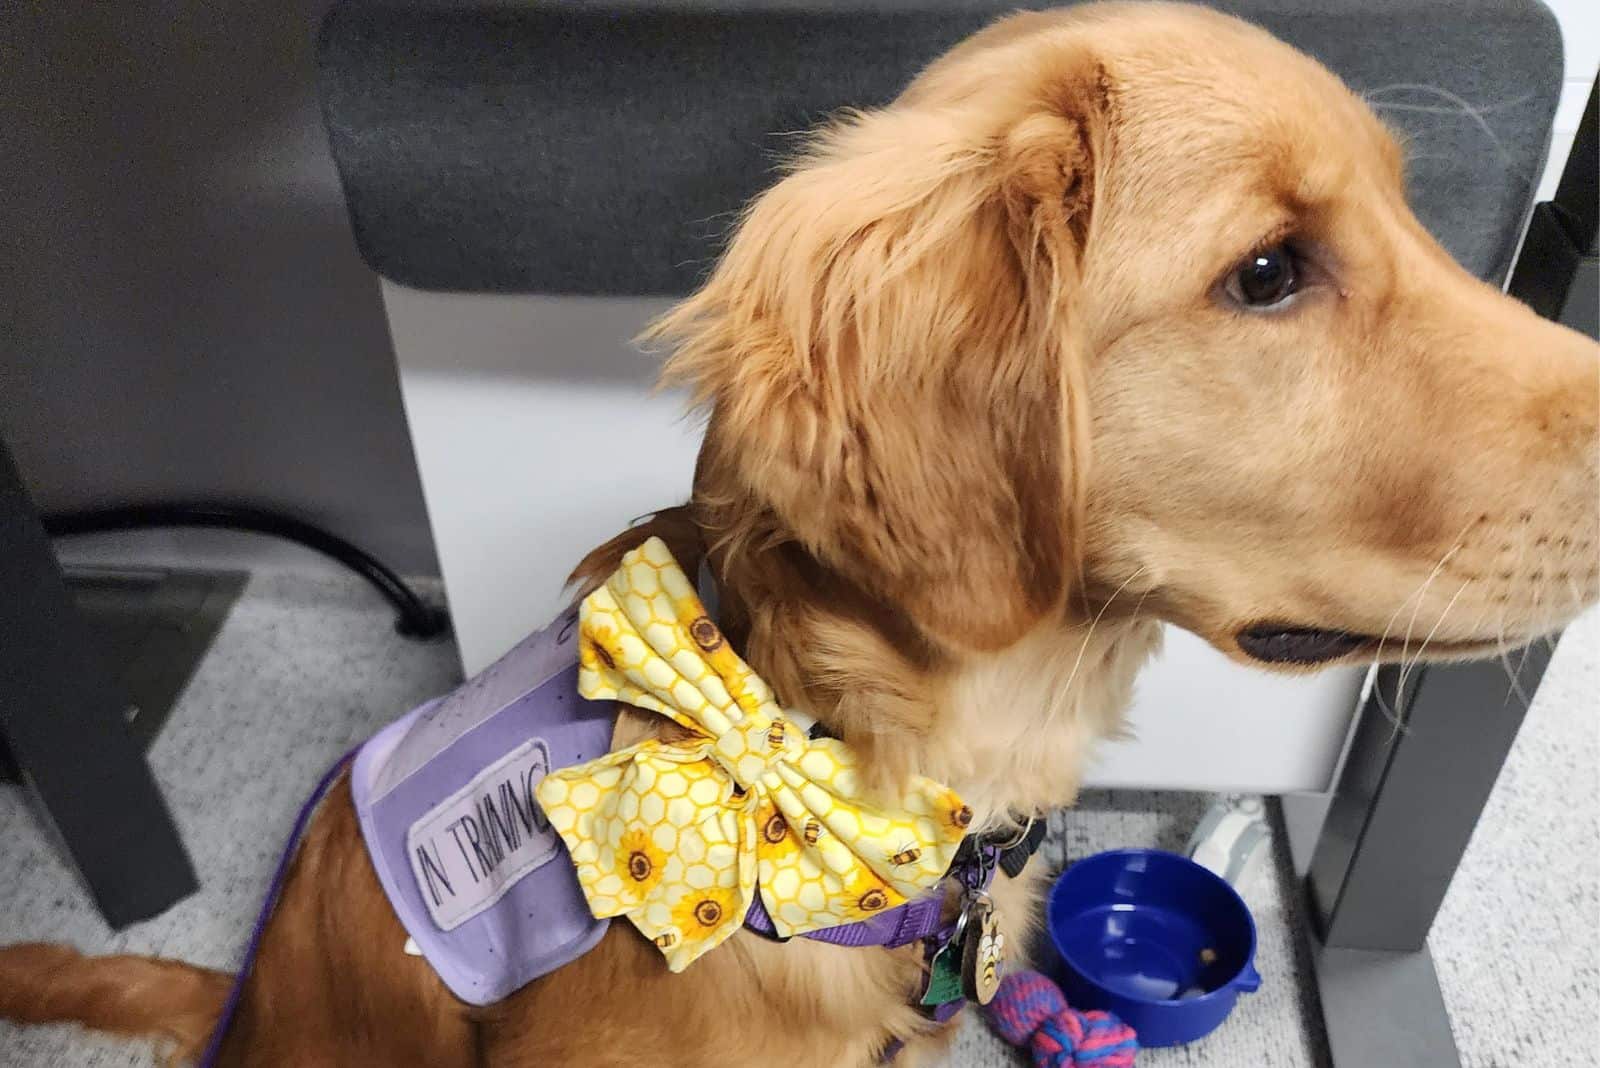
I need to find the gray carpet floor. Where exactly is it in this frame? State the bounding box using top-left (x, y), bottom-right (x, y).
top-left (1, 572), bottom-right (1594, 1066)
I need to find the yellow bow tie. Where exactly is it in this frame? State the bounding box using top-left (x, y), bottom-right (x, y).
top-left (535, 537), bottom-right (970, 971)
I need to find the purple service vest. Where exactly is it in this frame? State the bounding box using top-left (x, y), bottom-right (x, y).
top-left (351, 608), bottom-right (618, 1005)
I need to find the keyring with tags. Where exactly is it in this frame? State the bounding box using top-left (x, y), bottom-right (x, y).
top-left (949, 885), bottom-right (992, 949)
top-left (956, 887), bottom-right (1005, 1005)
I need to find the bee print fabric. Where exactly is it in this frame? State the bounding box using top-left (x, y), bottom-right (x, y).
top-left (536, 538), bottom-right (971, 971)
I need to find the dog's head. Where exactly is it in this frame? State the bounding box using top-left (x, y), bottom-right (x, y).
top-left (653, 3), bottom-right (1598, 675)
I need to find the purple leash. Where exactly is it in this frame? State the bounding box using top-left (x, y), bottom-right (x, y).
top-left (196, 748), bottom-right (358, 1067)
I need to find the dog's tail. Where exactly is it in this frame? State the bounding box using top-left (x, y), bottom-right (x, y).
top-left (0, 942), bottom-right (230, 1060)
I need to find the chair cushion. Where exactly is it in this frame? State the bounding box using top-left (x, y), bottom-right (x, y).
top-left (317, 0), bottom-right (1563, 294)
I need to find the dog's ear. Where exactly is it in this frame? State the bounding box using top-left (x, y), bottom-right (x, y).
top-left (651, 78), bottom-right (1103, 652)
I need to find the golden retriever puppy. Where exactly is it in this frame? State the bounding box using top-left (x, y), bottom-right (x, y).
top-left (2, 4), bottom-right (1595, 1066)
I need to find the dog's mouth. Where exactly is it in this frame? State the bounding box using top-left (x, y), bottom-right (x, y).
top-left (1234, 623), bottom-right (1499, 666)
top-left (1236, 624), bottom-right (1367, 665)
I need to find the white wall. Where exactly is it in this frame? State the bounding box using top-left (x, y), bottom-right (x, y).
top-left (383, 288), bottom-right (698, 674)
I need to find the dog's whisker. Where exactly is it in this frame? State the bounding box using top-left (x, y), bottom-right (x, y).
top-left (1363, 84), bottom-right (1535, 114)
top-left (1397, 577), bottom-right (1474, 703)
top-left (1375, 540), bottom-right (1463, 659)
top-left (1500, 523), bottom-right (1543, 686)
top-left (1514, 574), bottom-right (1549, 678)
top-left (1364, 83), bottom-right (1536, 188)
top-left (1124, 584), bottom-right (1157, 631)
top-left (1041, 581), bottom-right (1159, 741)
top-left (1494, 604), bottom-right (1534, 710)
top-left (1397, 559), bottom-right (1446, 686)
top-left (1369, 537), bottom-right (1470, 730)
top-left (1060, 566), bottom-right (1150, 702)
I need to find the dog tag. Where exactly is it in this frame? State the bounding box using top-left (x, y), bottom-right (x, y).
top-left (920, 941), bottom-right (965, 1007)
top-left (959, 898), bottom-right (1005, 1005)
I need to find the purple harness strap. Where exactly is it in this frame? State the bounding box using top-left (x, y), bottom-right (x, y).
top-left (197, 748), bottom-right (358, 1068)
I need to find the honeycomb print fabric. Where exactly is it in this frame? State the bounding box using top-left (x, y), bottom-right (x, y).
top-left (535, 537), bottom-right (970, 971)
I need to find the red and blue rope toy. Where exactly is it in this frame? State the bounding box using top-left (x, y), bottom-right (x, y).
top-left (983, 970), bottom-right (1139, 1067)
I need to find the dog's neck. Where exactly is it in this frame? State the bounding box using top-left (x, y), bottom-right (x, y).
top-left (711, 533), bottom-right (1163, 832)
top-left (920, 616), bottom-right (1162, 827)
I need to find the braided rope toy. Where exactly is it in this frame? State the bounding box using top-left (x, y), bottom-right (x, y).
top-left (982, 970), bottom-right (1139, 1067)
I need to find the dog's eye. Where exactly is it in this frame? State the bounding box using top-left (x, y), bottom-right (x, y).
top-left (1226, 244), bottom-right (1299, 309)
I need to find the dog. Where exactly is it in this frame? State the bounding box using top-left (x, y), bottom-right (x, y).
top-left (3, 4), bottom-right (1595, 1065)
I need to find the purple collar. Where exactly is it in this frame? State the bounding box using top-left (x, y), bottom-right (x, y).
top-left (740, 819), bottom-right (1045, 949)
top-left (742, 885), bottom-right (949, 949)
top-left (741, 836), bottom-right (1008, 949)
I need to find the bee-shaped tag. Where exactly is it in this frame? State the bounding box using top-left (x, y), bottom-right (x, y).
top-left (959, 897), bottom-right (1005, 1005)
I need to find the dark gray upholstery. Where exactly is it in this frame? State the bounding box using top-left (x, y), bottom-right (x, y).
top-left (317, 0), bottom-right (1563, 294)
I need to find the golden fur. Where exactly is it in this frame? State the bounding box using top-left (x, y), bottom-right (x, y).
top-left (3, 4), bottom-right (1595, 1065)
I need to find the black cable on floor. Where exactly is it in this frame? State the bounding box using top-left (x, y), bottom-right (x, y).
top-left (42, 503), bottom-right (451, 640)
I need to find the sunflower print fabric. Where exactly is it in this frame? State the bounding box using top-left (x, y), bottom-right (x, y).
top-left (535, 537), bottom-right (970, 971)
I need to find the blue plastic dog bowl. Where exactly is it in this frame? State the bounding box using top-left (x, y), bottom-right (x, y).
top-left (1047, 848), bottom-right (1260, 1047)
